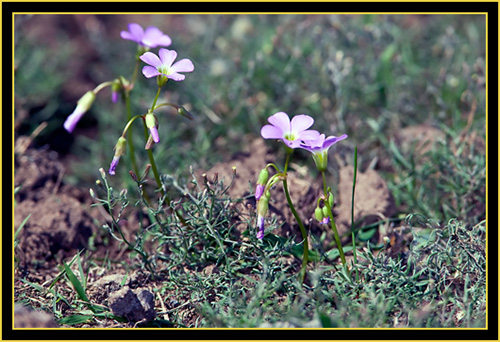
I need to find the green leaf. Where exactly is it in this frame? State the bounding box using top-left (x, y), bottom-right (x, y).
top-left (14, 214), bottom-right (31, 247)
top-left (62, 261), bottom-right (94, 313)
top-left (58, 314), bottom-right (93, 325)
top-left (358, 227), bottom-right (377, 241)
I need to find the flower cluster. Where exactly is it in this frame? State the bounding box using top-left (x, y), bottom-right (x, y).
top-left (261, 111), bottom-right (347, 160)
top-left (63, 23), bottom-right (194, 177)
top-left (255, 111), bottom-right (347, 239)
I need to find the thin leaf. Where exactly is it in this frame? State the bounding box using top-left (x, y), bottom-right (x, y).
top-left (62, 261), bottom-right (94, 313)
top-left (14, 214), bottom-right (31, 247)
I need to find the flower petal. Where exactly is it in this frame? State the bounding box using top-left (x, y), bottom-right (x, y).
top-left (297, 129), bottom-right (321, 142)
top-left (142, 66), bottom-right (161, 78)
top-left (140, 51), bottom-right (162, 68)
top-left (63, 108), bottom-right (85, 133)
top-left (267, 112), bottom-right (291, 133)
top-left (261, 124), bottom-right (284, 139)
top-left (143, 26), bottom-right (172, 47)
top-left (286, 138), bottom-right (305, 149)
top-left (291, 114), bottom-right (314, 132)
top-left (109, 156), bottom-right (120, 175)
top-left (127, 23), bottom-right (144, 39)
top-left (158, 48), bottom-right (177, 68)
top-left (120, 30), bottom-right (138, 42)
top-left (170, 58), bottom-right (194, 73)
top-left (167, 73), bottom-right (186, 81)
top-left (323, 134), bottom-right (348, 149)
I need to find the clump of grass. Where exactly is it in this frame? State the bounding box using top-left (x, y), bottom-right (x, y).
top-left (387, 129), bottom-right (486, 227)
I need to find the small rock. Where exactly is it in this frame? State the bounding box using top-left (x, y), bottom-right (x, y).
top-left (108, 286), bottom-right (156, 323)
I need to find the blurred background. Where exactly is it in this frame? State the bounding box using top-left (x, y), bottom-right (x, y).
top-left (14, 14), bottom-right (486, 194)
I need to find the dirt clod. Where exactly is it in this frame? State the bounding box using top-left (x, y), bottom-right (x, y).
top-left (108, 286), bottom-right (156, 323)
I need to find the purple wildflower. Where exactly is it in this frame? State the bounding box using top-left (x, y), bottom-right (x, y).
top-left (140, 48), bottom-right (194, 83)
top-left (261, 112), bottom-right (320, 149)
top-left (109, 156), bottom-right (120, 176)
top-left (300, 133), bottom-right (348, 172)
top-left (111, 91), bottom-right (119, 103)
top-left (145, 112), bottom-right (160, 144)
top-left (320, 216), bottom-right (330, 225)
top-left (109, 137), bottom-right (127, 175)
top-left (63, 91), bottom-right (96, 133)
top-left (256, 190), bottom-right (270, 240)
top-left (120, 23), bottom-right (172, 48)
top-left (255, 184), bottom-right (265, 201)
top-left (255, 168), bottom-right (269, 201)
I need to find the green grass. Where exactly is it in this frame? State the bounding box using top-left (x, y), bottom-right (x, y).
top-left (14, 14), bottom-right (487, 328)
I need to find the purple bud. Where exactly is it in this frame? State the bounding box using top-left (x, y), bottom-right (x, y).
top-left (320, 216), bottom-right (330, 225)
top-left (255, 184), bottom-right (265, 201)
top-left (109, 156), bottom-right (120, 175)
top-left (150, 126), bottom-right (160, 143)
top-left (256, 215), bottom-right (265, 239)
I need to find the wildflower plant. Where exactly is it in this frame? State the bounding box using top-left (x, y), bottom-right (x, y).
top-left (63, 23), bottom-right (195, 273)
top-left (257, 111), bottom-right (349, 283)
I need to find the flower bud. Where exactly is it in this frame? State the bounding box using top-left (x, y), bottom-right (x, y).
top-left (255, 168), bottom-right (269, 200)
top-left (111, 79), bottom-right (121, 103)
top-left (322, 205), bottom-right (329, 218)
top-left (256, 191), bottom-right (270, 240)
top-left (145, 112), bottom-right (159, 143)
top-left (315, 207), bottom-right (324, 222)
top-left (114, 136), bottom-right (127, 157)
top-left (178, 106), bottom-right (194, 120)
top-left (109, 137), bottom-right (127, 175)
top-left (63, 91), bottom-right (96, 133)
top-left (328, 193), bottom-right (334, 208)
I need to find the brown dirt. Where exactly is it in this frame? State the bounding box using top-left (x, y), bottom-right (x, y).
top-left (198, 138), bottom-right (397, 246)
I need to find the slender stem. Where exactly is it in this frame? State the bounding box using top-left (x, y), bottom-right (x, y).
top-left (321, 171), bottom-right (347, 268)
top-left (102, 171), bottom-right (154, 275)
top-left (124, 92), bottom-right (139, 178)
top-left (282, 152), bottom-right (309, 284)
top-left (351, 146), bottom-right (359, 282)
top-left (142, 120), bottom-right (164, 197)
top-left (92, 81), bottom-right (113, 94)
top-left (142, 119), bottom-right (190, 228)
top-left (130, 59), bottom-right (140, 87)
top-left (151, 87), bottom-right (162, 112)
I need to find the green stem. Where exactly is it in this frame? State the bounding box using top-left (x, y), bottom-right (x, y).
top-left (142, 119), bottom-right (189, 228)
top-left (92, 81), bottom-right (113, 94)
top-left (283, 152), bottom-right (309, 284)
top-left (143, 120), bottom-right (164, 197)
top-left (151, 87), bottom-right (162, 112)
top-left (124, 92), bottom-right (139, 178)
top-left (321, 171), bottom-right (347, 268)
top-left (351, 146), bottom-right (359, 282)
top-left (102, 171), bottom-right (154, 275)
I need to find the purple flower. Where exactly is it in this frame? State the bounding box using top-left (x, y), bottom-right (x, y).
top-left (109, 137), bottom-right (127, 175)
top-left (256, 215), bottom-right (265, 239)
top-left (320, 216), bottom-right (330, 225)
top-left (256, 190), bottom-right (270, 240)
top-left (255, 184), bottom-right (265, 201)
top-left (63, 91), bottom-right (96, 133)
top-left (261, 112), bottom-right (320, 148)
top-left (145, 112), bottom-right (160, 144)
top-left (120, 23), bottom-right (172, 48)
top-left (300, 133), bottom-right (348, 172)
top-left (140, 48), bottom-right (194, 83)
top-left (109, 156), bottom-right (120, 175)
